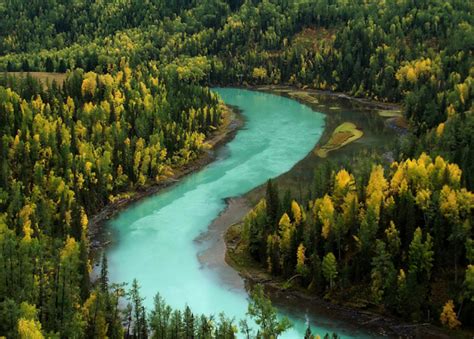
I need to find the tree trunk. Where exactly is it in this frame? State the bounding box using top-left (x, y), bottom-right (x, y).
top-left (454, 243), bottom-right (458, 285)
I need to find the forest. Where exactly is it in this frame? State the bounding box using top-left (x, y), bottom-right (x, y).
top-left (0, 0), bottom-right (472, 338)
top-left (242, 154), bottom-right (473, 327)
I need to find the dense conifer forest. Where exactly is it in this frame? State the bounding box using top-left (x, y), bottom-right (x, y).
top-left (0, 0), bottom-right (472, 337)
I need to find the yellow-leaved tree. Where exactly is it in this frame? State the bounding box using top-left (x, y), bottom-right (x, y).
top-left (440, 300), bottom-right (461, 329)
top-left (318, 195), bottom-right (334, 239)
top-left (17, 319), bottom-right (44, 339)
top-left (296, 243), bottom-right (308, 277)
top-left (333, 169), bottom-right (355, 203)
top-left (366, 165), bottom-right (388, 220)
top-left (278, 213), bottom-right (295, 274)
top-left (252, 67), bottom-right (267, 82)
top-left (17, 302), bottom-right (44, 339)
top-left (81, 72), bottom-right (97, 98)
top-left (82, 292), bottom-right (108, 338)
top-left (291, 200), bottom-right (302, 226)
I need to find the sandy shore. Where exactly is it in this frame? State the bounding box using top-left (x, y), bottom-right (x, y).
top-left (198, 197), bottom-right (445, 337)
top-left (222, 216), bottom-right (450, 338)
top-left (195, 197), bottom-right (251, 290)
top-left (196, 87), bottom-right (451, 338)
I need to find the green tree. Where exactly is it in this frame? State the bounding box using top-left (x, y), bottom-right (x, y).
top-left (245, 285), bottom-right (291, 338)
top-left (406, 227), bottom-right (434, 320)
top-left (370, 240), bottom-right (396, 304)
top-left (128, 279), bottom-right (148, 338)
top-left (266, 179), bottom-right (280, 229)
top-left (322, 253), bottom-right (338, 289)
top-left (408, 228), bottom-right (434, 283)
top-left (464, 265), bottom-right (474, 303)
top-left (149, 293), bottom-right (172, 339)
top-left (99, 253), bottom-right (109, 293)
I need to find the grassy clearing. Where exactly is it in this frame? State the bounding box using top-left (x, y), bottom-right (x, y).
top-left (272, 88), bottom-right (291, 93)
top-left (292, 27), bottom-right (336, 52)
top-left (287, 90), bottom-right (319, 103)
top-left (377, 109), bottom-right (403, 117)
top-left (3, 72), bottom-right (67, 87)
top-left (315, 122), bottom-right (363, 158)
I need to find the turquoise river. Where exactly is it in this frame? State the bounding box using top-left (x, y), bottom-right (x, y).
top-left (107, 88), bottom-right (370, 338)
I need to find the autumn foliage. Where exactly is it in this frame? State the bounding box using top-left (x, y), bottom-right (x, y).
top-left (243, 154), bottom-right (473, 323)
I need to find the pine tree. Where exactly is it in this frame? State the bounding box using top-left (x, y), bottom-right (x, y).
top-left (79, 231), bottom-right (90, 302)
top-left (267, 234), bottom-right (281, 275)
top-left (246, 285), bottom-right (291, 338)
top-left (370, 240), bottom-right (396, 304)
top-left (266, 180), bottom-right (280, 230)
top-left (100, 253), bottom-right (109, 293)
top-left (308, 252), bottom-right (324, 294)
top-left (149, 293), bottom-right (172, 339)
top-left (128, 279), bottom-right (146, 338)
top-left (358, 207), bottom-right (378, 256)
top-left (304, 324), bottom-right (313, 339)
top-left (408, 228), bottom-right (434, 283)
top-left (184, 306), bottom-right (195, 338)
top-left (406, 227), bottom-right (434, 319)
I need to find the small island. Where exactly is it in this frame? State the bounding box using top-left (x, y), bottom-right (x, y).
top-left (315, 122), bottom-right (364, 158)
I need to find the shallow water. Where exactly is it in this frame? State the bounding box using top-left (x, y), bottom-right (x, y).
top-left (106, 88), bottom-right (370, 338)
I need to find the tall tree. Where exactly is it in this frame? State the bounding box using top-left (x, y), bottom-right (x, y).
top-left (245, 285), bottom-right (291, 338)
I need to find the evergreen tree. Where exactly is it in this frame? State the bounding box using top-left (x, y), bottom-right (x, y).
top-left (245, 285), bottom-right (291, 338)
top-left (266, 179), bottom-right (280, 229)
top-left (100, 253), bottom-right (109, 293)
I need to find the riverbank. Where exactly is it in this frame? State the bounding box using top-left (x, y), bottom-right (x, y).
top-left (88, 103), bottom-right (244, 256)
top-left (103, 88), bottom-right (332, 338)
top-left (213, 87), bottom-right (458, 338)
top-left (253, 84), bottom-right (402, 111)
top-left (239, 85), bottom-right (404, 206)
top-left (92, 85), bottom-right (444, 337)
top-left (224, 217), bottom-right (452, 338)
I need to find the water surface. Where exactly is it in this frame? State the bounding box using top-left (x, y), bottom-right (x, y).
top-left (107, 88), bottom-right (368, 338)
